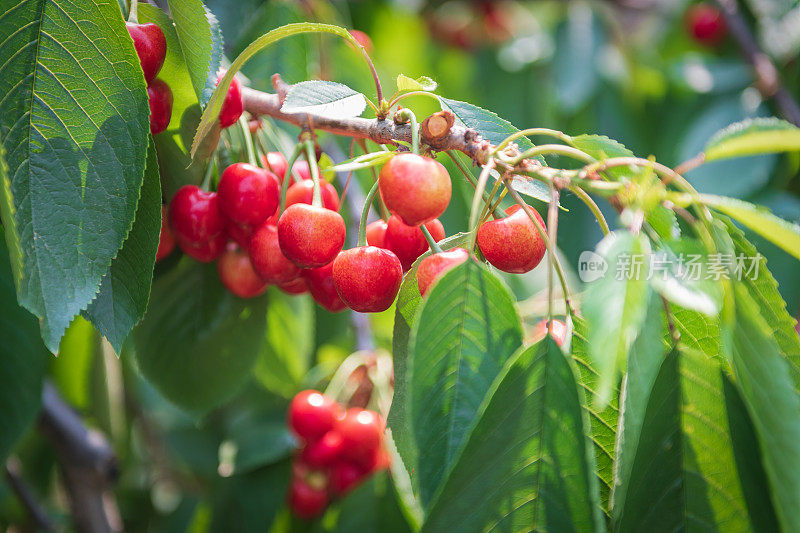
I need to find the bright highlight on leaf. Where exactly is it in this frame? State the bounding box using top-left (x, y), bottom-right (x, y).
top-left (396, 74), bottom-right (437, 92)
top-left (281, 80), bottom-right (368, 119)
top-left (704, 117), bottom-right (800, 161)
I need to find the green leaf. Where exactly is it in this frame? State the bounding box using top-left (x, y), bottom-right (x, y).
top-left (281, 80), bottom-right (367, 119)
top-left (650, 238), bottom-right (722, 316)
top-left (82, 138), bottom-right (161, 352)
top-left (701, 194), bottom-right (800, 261)
top-left (191, 23), bottom-right (366, 158)
top-left (405, 260), bottom-right (522, 507)
top-left (396, 74), bottom-right (437, 92)
top-left (567, 134), bottom-right (637, 181)
top-left (50, 316), bottom-right (97, 411)
top-left (165, 0), bottom-right (224, 106)
top-left (323, 472), bottom-right (412, 533)
top-left (0, 0), bottom-right (150, 350)
top-left (131, 259), bottom-right (267, 412)
top-left (704, 117), bottom-right (800, 161)
top-left (210, 460), bottom-right (291, 532)
top-left (225, 410), bottom-right (295, 474)
top-left (422, 340), bottom-right (603, 532)
top-left (0, 232), bottom-right (50, 463)
top-left (730, 284), bottom-right (800, 533)
top-left (583, 231), bottom-right (652, 405)
top-left (438, 97), bottom-right (533, 151)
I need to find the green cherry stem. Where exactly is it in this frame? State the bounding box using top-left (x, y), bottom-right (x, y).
top-left (238, 115), bottom-right (258, 167)
top-left (358, 181), bottom-right (381, 247)
top-left (420, 225), bottom-right (443, 254)
top-left (569, 186), bottom-right (609, 235)
top-left (467, 161), bottom-right (496, 251)
top-left (395, 109), bottom-right (420, 154)
top-left (127, 0), bottom-right (138, 23)
top-left (493, 128), bottom-right (571, 154)
top-left (280, 143), bottom-right (304, 212)
top-left (304, 138), bottom-right (322, 208)
top-left (546, 186), bottom-right (560, 323)
top-left (201, 155), bottom-right (217, 191)
top-left (446, 151), bottom-right (505, 219)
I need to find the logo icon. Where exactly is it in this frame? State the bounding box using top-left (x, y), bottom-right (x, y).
top-left (578, 251), bottom-right (608, 283)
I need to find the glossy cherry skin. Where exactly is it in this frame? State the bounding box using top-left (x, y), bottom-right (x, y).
top-left (303, 261), bottom-right (347, 313)
top-left (686, 4), bottom-right (726, 46)
top-left (278, 204), bottom-right (346, 269)
top-left (279, 276), bottom-right (309, 295)
top-left (156, 205), bottom-right (176, 262)
top-left (169, 186), bottom-right (225, 245)
top-left (217, 163), bottom-right (280, 227)
top-left (216, 243), bottom-right (268, 298)
top-left (249, 223), bottom-right (301, 284)
top-left (288, 478), bottom-right (328, 519)
top-left (260, 152), bottom-right (290, 184)
top-left (147, 79), bottom-right (172, 135)
top-left (477, 204), bottom-right (546, 274)
top-left (285, 179), bottom-right (340, 212)
top-left (417, 247), bottom-right (469, 296)
top-left (379, 153), bottom-right (451, 226)
top-left (333, 247), bottom-right (403, 313)
top-left (288, 390), bottom-right (341, 443)
top-left (218, 74), bottom-right (244, 128)
top-left (301, 430), bottom-right (343, 469)
top-left (532, 319), bottom-right (567, 347)
top-left (365, 220), bottom-right (388, 249)
top-left (126, 22), bottom-right (166, 83)
top-left (329, 462), bottom-right (365, 496)
top-left (175, 232), bottom-right (226, 263)
top-left (384, 215), bottom-right (445, 271)
top-left (337, 409), bottom-right (384, 461)
top-left (225, 221), bottom-right (254, 250)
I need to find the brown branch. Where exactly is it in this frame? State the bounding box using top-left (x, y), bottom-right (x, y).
top-left (5, 457), bottom-right (56, 531)
top-left (715, 0), bottom-right (800, 127)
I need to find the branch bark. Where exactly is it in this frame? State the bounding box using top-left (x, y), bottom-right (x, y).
top-left (5, 457), bottom-right (56, 531)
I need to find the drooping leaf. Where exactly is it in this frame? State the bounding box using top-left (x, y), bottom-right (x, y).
top-left (649, 238), bottom-right (722, 316)
top-left (406, 260), bottom-right (522, 507)
top-left (131, 259), bottom-right (268, 412)
top-left (422, 340), bottom-right (603, 532)
top-left (281, 80), bottom-right (367, 119)
top-left (396, 74), bottom-right (437, 92)
top-left (701, 194), bottom-right (800, 261)
top-left (82, 138), bottom-right (161, 352)
top-left (704, 117), bottom-right (800, 161)
top-left (0, 0), bottom-right (150, 350)
top-left (438, 97), bottom-right (534, 151)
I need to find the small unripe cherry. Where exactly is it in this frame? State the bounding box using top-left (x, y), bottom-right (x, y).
top-left (686, 4), bottom-right (727, 46)
top-left (156, 205), bottom-right (176, 262)
top-left (285, 180), bottom-right (340, 212)
top-left (277, 204), bottom-right (346, 269)
top-left (249, 223), bottom-right (301, 284)
top-left (365, 220), bottom-right (388, 249)
top-left (332, 247), bottom-right (403, 313)
top-left (288, 478), bottom-right (328, 519)
top-left (279, 276), bottom-right (309, 295)
top-left (175, 232), bottom-right (226, 263)
top-left (379, 153), bottom-right (451, 226)
top-left (260, 152), bottom-right (290, 183)
top-left (217, 163), bottom-right (280, 227)
top-left (532, 319), bottom-right (567, 347)
top-left (126, 22), bottom-right (166, 83)
top-left (217, 74), bottom-right (244, 128)
top-left (169, 185), bottom-right (225, 245)
top-left (336, 409), bottom-right (384, 461)
top-left (147, 79), bottom-right (172, 135)
top-left (216, 243), bottom-right (267, 298)
top-left (304, 261), bottom-right (347, 313)
top-left (301, 431), bottom-right (344, 469)
top-left (476, 204), bottom-right (546, 274)
top-left (384, 215), bottom-right (445, 271)
top-left (417, 247), bottom-right (469, 296)
top-left (288, 390), bottom-right (341, 442)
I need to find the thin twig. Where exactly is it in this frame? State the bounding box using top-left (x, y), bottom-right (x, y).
top-left (5, 457), bottom-right (56, 531)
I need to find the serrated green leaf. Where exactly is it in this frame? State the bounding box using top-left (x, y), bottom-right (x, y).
top-left (82, 138), bottom-right (161, 352)
top-left (438, 97), bottom-right (533, 151)
top-left (704, 117), bottom-right (800, 161)
top-left (650, 238), bottom-right (722, 316)
top-left (701, 194), bottom-right (800, 261)
top-left (132, 259), bottom-right (267, 412)
top-left (567, 134), bottom-right (637, 182)
top-left (281, 80), bottom-right (367, 119)
top-left (405, 260), bottom-right (522, 508)
top-left (422, 340), bottom-right (603, 532)
top-left (396, 74), bottom-right (437, 92)
top-left (0, 0), bottom-right (150, 351)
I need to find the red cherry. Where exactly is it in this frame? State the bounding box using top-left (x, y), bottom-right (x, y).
top-left (329, 462), bottom-right (366, 496)
top-left (417, 247), bottom-right (469, 296)
top-left (336, 409), bottom-right (384, 461)
top-left (348, 30), bottom-right (373, 53)
top-left (169, 186), bottom-right (225, 245)
top-left (225, 221), bottom-right (254, 250)
top-left (379, 153), bottom-right (451, 226)
top-left (156, 205), bottom-right (175, 262)
top-left (533, 319), bottom-right (567, 347)
top-left (277, 204), bottom-right (346, 269)
top-left (216, 243), bottom-right (267, 298)
top-left (260, 152), bottom-right (291, 184)
top-left (175, 232), bottom-right (226, 263)
top-left (686, 4), bottom-right (727, 46)
top-left (301, 431), bottom-right (344, 469)
top-left (279, 276), bottom-right (309, 295)
top-left (249, 223), bottom-right (301, 284)
top-left (288, 391), bottom-right (341, 442)
top-left (384, 216), bottom-right (445, 271)
top-left (476, 204), bottom-right (545, 274)
top-left (304, 261), bottom-right (347, 313)
top-left (126, 22), bottom-right (166, 83)
top-left (365, 220), bottom-right (388, 249)
top-left (147, 79), bottom-right (172, 135)
top-left (285, 180), bottom-right (340, 212)
top-left (217, 163), bottom-right (280, 227)
top-left (292, 161), bottom-right (312, 181)
top-left (288, 478), bottom-right (328, 519)
top-left (332, 247), bottom-right (403, 313)
top-left (217, 74), bottom-right (244, 128)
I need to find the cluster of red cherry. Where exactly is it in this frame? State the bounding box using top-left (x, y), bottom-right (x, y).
top-left (157, 147), bottom-right (548, 312)
top-left (286, 391), bottom-right (389, 519)
top-left (126, 21), bottom-right (243, 135)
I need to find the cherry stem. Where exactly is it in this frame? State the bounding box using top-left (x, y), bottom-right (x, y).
top-left (238, 115), bottom-right (258, 167)
top-left (201, 155), bottom-right (216, 191)
top-left (546, 186), bottom-right (560, 323)
top-left (420, 225), bottom-right (443, 254)
top-left (569, 186), bottom-right (609, 235)
top-left (127, 0), bottom-right (138, 23)
top-left (467, 161), bottom-right (495, 251)
top-left (304, 139), bottom-right (322, 208)
top-left (280, 144), bottom-right (304, 212)
top-left (446, 151), bottom-right (505, 219)
top-left (493, 128), bottom-right (571, 154)
top-left (358, 181), bottom-right (380, 247)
